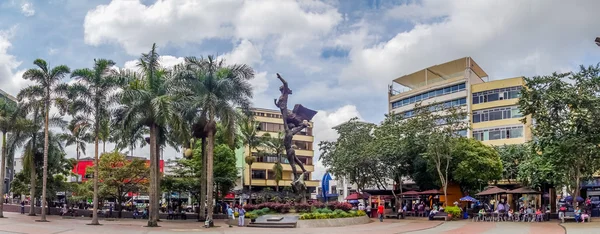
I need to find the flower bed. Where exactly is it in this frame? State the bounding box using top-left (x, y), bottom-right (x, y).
top-left (299, 208), bottom-right (366, 220)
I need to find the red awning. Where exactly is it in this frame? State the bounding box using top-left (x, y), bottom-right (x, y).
top-left (345, 192), bottom-right (370, 200)
top-left (224, 193), bottom-right (235, 199)
top-left (401, 190), bottom-right (420, 196)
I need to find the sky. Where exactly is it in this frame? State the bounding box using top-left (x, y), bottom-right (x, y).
top-left (1, 0), bottom-right (600, 180)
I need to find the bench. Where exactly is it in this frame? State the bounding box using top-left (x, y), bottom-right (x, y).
top-left (430, 212), bottom-right (448, 221)
top-left (561, 212), bottom-right (591, 223)
top-left (386, 211), bottom-right (404, 219)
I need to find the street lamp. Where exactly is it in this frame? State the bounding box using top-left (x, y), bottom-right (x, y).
top-left (596, 37), bottom-right (600, 47)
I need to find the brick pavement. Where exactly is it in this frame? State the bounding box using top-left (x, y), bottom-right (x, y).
top-left (0, 212), bottom-right (572, 234)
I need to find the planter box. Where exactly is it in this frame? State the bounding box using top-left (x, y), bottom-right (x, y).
top-left (296, 215), bottom-right (370, 228)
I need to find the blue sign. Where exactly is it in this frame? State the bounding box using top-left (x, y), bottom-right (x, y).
top-left (321, 172), bottom-right (332, 201)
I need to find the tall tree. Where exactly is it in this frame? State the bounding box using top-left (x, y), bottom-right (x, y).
top-left (177, 56), bottom-right (253, 222)
top-left (60, 116), bottom-right (92, 182)
top-left (20, 59), bottom-right (71, 222)
top-left (260, 132), bottom-right (285, 192)
top-left (0, 98), bottom-right (18, 217)
top-left (238, 115), bottom-right (261, 196)
top-left (69, 58), bottom-right (120, 225)
top-left (519, 64), bottom-right (600, 205)
top-left (114, 45), bottom-right (179, 227)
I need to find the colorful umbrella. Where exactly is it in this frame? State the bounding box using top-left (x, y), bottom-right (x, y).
top-left (459, 196), bottom-right (478, 202)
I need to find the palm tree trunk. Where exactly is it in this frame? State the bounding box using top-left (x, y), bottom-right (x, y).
top-left (103, 141), bottom-right (106, 153)
top-left (248, 163), bottom-right (253, 202)
top-left (28, 149), bottom-right (36, 216)
top-left (147, 124), bottom-right (159, 227)
top-left (76, 143), bottom-right (80, 183)
top-left (206, 123), bottom-right (215, 222)
top-left (155, 140), bottom-right (161, 221)
top-left (90, 136), bottom-right (100, 225)
top-left (0, 132), bottom-right (7, 217)
top-left (199, 137), bottom-right (206, 221)
top-left (40, 104), bottom-right (50, 222)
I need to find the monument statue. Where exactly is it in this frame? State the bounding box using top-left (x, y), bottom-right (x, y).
top-left (274, 73), bottom-right (317, 201)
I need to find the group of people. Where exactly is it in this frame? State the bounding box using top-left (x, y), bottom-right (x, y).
top-left (226, 203), bottom-right (247, 227)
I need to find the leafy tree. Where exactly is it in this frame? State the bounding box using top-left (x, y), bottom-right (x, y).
top-left (260, 132), bottom-right (285, 191)
top-left (452, 138), bottom-right (502, 195)
top-left (319, 118), bottom-right (383, 203)
top-left (213, 144), bottom-right (237, 201)
top-left (519, 64), bottom-right (600, 206)
top-left (96, 152), bottom-right (150, 218)
top-left (238, 114), bottom-right (261, 194)
top-left (0, 98), bottom-right (27, 216)
top-left (70, 58), bottom-right (120, 225)
top-left (20, 59), bottom-right (71, 221)
top-left (114, 45), bottom-right (181, 226)
top-left (176, 55), bottom-right (253, 221)
top-left (495, 144), bottom-right (529, 183)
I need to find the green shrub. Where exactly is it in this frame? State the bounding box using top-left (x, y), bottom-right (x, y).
top-left (245, 212), bottom-right (258, 220)
top-left (316, 208), bottom-right (333, 214)
top-left (356, 210), bottom-right (366, 216)
top-left (444, 206), bottom-right (461, 220)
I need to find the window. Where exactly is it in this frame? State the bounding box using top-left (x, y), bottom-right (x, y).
top-left (252, 170), bottom-right (266, 179)
top-left (472, 86), bottom-right (522, 105)
top-left (472, 126), bottom-right (524, 141)
top-left (391, 83), bottom-right (466, 109)
top-left (400, 98), bottom-right (467, 118)
top-left (472, 106), bottom-right (522, 123)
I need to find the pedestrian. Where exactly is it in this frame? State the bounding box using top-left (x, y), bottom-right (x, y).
top-left (227, 204), bottom-right (234, 227)
top-left (366, 204), bottom-right (372, 218)
top-left (238, 206), bottom-right (246, 227)
top-left (20, 200), bottom-right (25, 214)
top-left (377, 203), bottom-right (384, 222)
top-left (109, 204), bottom-right (113, 218)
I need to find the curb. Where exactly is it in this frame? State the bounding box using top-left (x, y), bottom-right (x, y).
top-left (397, 221), bottom-right (445, 234)
top-left (558, 222), bottom-right (568, 234)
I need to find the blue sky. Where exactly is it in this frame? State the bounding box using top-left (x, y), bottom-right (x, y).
top-left (1, 0), bottom-right (600, 178)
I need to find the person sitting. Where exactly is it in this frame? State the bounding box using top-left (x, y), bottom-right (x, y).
top-left (133, 208), bottom-right (140, 219)
top-left (574, 206), bottom-right (582, 223)
top-left (142, 208), bottom-right (148, 219)
top-left (167, 209), bottom-right (174, 220)
top-left (535, 208), bottom-right (543, 222)
top-left (60, 206), bottom-right (67, 216)
top-left (478, 208), bottom-right (486, 221)
top-left (508, 209), bottom-right (514, 221)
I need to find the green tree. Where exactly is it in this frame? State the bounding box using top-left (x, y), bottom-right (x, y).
top-left (213, 144), bottom-right (237, 201)
top-left (20, 59), bottom-right (71, 221)
top-left (260, 132), bottom-right (285, 192)
top-left (452, 138), bottom-right (503, 195)
top-left (177, 55), bottom-right (253, 221)
top-left (114, 45), bottom-right (179, 226)
top-left (0, 98), bottom-right (20, 217)
top-left (70, 58), bottom-right (121, 225)
top-left (238, 114), bottom-right (261, 195)
top-left (519, 64), bottom-right (600, 206)
top-left (97, 152), bottom-right (150, 218)
top-left (319, 118), bottom-right (383, 203)
top-left (495, 144), bottom-right (529, 183)
top-left (60, 116), bottom-right (92, 182)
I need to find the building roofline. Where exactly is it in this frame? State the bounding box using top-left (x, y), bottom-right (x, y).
top-left (0, 89), bottom-right (17, 102)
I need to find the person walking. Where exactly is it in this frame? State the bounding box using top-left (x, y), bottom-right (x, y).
top-left (238, 206), bottom-right (246, 227)
top-left (227, 204), bottom-right (234, 227)
top-left (20, 200), bottom-right (25, 214)
top-left (377, 203), bottom-right (385, 222)
top-left (366, 204), bottom-right (372, 218)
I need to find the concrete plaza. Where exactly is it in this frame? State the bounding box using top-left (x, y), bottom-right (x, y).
top-left (0, 212), bottom-right (592, 234)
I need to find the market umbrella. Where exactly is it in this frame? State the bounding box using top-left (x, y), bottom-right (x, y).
top-left (475, 186), bottom-right (507, 196)
top-left (565, 196), bottom-right (584, 202)
top-left (418, 190), bottom-right (442, 195)
top-left (401, 190), bottom-right (420, 196)
top-left (459, 196), bottom-right (478, 202)
top-left (507, 187), bottom-right (540, 194)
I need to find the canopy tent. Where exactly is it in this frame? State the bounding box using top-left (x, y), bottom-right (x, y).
top-left (475, 186), bottom-right (507, 196)
top-left (459, 196), bottom-right (478, 202)
top-left (419, 189), bottom-right (442, 195)
top-left (345, 192), bottom-right (370, 200)
top-left (565, 196), bottom-right (584, 203)
top-left (508, 187), bottom-right (540, 194)
top-left (401, 190), bottom-right (420, 196)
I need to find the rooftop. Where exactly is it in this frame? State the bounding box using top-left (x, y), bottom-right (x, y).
top-left (392, 57), bottom-right (488, 90)
top-left (0, 89), bottom-right (17, 102)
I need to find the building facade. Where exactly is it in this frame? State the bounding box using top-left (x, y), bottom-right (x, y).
top-left (0, 89), bottom-right (17, 194)
top-left (388, 57), bottom-right (531, 146)
top-left (243, 108), bottom-right (319, 193)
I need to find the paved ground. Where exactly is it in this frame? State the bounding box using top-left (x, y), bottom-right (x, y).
top-left (0, 212), bottom-right (588, 234)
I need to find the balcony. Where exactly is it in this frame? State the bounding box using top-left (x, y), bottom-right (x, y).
top-left (248, 179), bottom-right (320, 188)
top-left (251, 162), bottom-right (315, 172)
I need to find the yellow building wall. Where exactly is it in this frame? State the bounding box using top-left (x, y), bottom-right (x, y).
top-left (471, 77), bottom-right (524, 93)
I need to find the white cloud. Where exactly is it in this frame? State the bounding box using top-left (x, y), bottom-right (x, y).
top-left (123, 55), bottom-right (185, 71)
top-left (219, 39), bottom-right (262, 67)
top-left (252, 71), bottom-right (268, 95)
top-left (83, 0), bottom-right (342, 56)
top-left (0, 27), bottom-right (33, 97)
top-left (21, 2), bottom-right (35, 17)
top-left (339, 0), bottom-right (600, 95)
top-left (48, 48), bottom-right (58, 55)
top-left (311, 105), bottom-right (362, 180)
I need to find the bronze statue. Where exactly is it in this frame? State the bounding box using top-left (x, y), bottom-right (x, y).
top-left (274, 73), bottom-right (317, 199)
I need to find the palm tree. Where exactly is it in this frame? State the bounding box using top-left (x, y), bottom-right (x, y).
top-left (20, 59), bottom-right (70, 222)
top-left (114, 44), bottom-right (179, 227)
top-left (59, 116), bottom-right (92, 182)
top-left (177, 56), bottom-right (254, 222)
top-left (260, 132), bottom-right (285, 192)
top-left (238, 114), bottom-right (261, 198)
top-left (69, 58), bottom-right (120, 225)
top-left (0, 98), bottom-right (19, 217)
top-left (98, 119), bottom-right (110, 153)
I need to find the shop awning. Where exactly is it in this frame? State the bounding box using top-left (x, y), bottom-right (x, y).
top-left (401, 190), bottom-right (420, 196)
top-left (475, 186), bottom-right (507, 196)
top-left (419, 189), bottom-right (442, 195)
